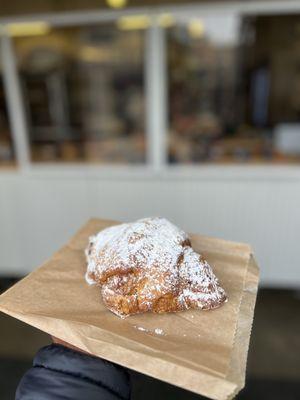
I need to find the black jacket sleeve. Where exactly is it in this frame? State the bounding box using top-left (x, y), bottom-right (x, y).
top-left (15, 344), bottom-right (131, 400)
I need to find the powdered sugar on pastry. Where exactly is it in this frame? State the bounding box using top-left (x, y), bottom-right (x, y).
top-left (86, 217), bottom-right (188, 283)
top-left (154, 328), bottom-right (164, 335)
top-left (85, 217), bottom-right (227, 317)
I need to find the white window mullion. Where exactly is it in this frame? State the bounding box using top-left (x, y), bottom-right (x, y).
top-left (145, 20), bottom-right (168, 171)
top-left (0, 32), bottom-right (30, 168)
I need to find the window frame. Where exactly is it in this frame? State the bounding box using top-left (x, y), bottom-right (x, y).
top-left (1, 0), bottom-right (300, 179)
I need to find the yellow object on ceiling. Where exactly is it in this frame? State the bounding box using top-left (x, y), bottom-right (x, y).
top-left (157, 13), bottom-right (175, 28)
top-left (117, 15), bottom-right (150, 30)
top-left (188, 19), bottom-right (205, 39)
top-left (106, 0), bottom-right (127, 9)
top-left (6, 22), bottom-right (51, 37)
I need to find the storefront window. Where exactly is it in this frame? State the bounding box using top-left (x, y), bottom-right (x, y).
top-left (0, 71), bottom-right (14, 166)
top-left (167, 13), bottom-right (300, 164)
top-left (13, 24), bottom-right (146, 163)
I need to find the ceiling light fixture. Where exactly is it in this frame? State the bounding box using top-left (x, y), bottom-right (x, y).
top-left (117, 15), bottom-right (150, 30)
top-left (6, 22), bottom-right (51, 37)
top-left (106, 0), bottom-right (127, 9)
top-left (188, 19), bottom-right (205, 39)
top-left (158, 14), bottom-right (175, 28)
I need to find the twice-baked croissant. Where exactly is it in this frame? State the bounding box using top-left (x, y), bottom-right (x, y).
top-left (86, 217), bottom-right (227, 318)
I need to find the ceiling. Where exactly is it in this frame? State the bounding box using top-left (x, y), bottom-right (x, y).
top-left (0, 0), bottom-right (244, 18)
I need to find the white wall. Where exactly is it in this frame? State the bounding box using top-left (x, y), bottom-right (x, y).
top-left (0, 168), bottom-right (299, 286)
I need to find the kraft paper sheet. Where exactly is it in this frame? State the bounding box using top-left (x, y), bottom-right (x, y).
top-left (0, 219), bottom-right (259, 400)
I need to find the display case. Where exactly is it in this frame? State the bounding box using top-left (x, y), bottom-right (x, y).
top-left (1, 2), bottom-right (300, 169)
top-left (13, 24), bottom-right (146, 163)
top-left (167, 13), bottom-right (300, 164)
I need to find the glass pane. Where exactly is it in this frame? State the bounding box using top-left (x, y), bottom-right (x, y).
top-left (0, 65), bottom-right (15, 166)
top-left (13, 24), bottom-right (146, 163)
top-left (167, 13), bottom-right (300, 164)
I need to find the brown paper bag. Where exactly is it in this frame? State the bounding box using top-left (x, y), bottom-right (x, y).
top-left (0, 219), bottom-right (259, 400)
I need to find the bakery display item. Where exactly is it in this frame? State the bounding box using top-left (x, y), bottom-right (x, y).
top-left (85, 217), bottom-right (227, 318)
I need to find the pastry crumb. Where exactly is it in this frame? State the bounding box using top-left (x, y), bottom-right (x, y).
top-left (134, 325), bottom-right (165, 335)
top-left (134, 325), bottom-right (148, 332)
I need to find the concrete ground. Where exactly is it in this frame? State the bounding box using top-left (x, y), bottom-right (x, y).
top-left (0, 278), bottom-right (300, 399)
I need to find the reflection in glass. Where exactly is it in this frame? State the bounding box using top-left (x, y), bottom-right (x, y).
top-left (14, 24), bottom-right (146, 163)
top-left (167, 13), bottom-right (300, 163)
